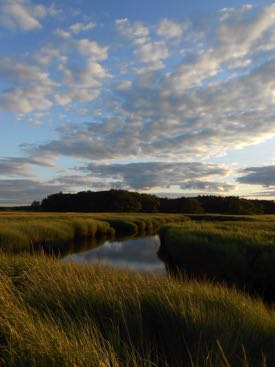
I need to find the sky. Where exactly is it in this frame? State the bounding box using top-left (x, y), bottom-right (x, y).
top-left (0, 0), bottom-right (275, 205)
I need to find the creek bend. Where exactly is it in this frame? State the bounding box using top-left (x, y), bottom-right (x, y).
top-left (62, 234), bottom-right (166, 274)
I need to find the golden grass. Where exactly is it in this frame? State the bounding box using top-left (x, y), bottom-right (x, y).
top-left (0, 212), bottom-right (188, 252)
top-left (1, 213), bottom-right (275, 365)
top-left (1, 252), bottom-right (275, 366)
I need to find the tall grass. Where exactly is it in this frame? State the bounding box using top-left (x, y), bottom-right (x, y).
top-left (158, 219), bottom-right (275, 300)
top-left (0, 212), bottom-right (187, 253)
top-left (1, 252), bottom-right (275, 366)
top-left (0, 218), bottom-right (113, 253)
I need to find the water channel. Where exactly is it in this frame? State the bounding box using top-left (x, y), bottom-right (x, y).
top-left (62, 234), bottom-right (166, 274)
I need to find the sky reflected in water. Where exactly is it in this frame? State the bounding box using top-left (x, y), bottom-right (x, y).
top-left (63, 235), bottom-right (165, 274)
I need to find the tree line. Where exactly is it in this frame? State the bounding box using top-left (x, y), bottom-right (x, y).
top-left (29, 189), bottom-right (275, 214)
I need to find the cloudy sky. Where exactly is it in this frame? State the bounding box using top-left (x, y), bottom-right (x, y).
top-left (1, 0), bottom-right (275, 205)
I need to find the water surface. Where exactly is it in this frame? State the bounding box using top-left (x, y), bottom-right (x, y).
top-left (63, 235), bottom-right (165, 274)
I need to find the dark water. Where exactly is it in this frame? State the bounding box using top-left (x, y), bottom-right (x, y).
top-left (62, 235), bottom-right (165, 274)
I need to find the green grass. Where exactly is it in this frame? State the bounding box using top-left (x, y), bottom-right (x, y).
top-left (0, 212), bottom-right (188, 252)
top-left (2, 213), bottom-right (275, 365)
top-left (1, 252), bottom-right (275, 367)
top-left (158, 218), bottom-right (275, 300)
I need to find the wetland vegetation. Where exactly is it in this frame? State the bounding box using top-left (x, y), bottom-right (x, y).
top-left (1, 251), bottom-right (275, 367)
top-left (0, 212), bottom-right (187, 253)
top-left (158, 217), bottom-right (275, 302)
top-left (1, 211), bottom-right (275, 366)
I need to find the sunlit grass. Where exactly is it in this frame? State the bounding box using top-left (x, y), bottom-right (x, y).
top-left (1, 252), bottom-right (275, 366)
top-left (1, 213), bottom-right (275, 365)
top-left (0, 212), bottom-right (188, 252)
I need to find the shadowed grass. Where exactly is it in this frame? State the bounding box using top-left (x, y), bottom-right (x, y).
top-left (1, 252), bottom-right (275, 366)
top-left (158, 219), bottom-right (275, 300)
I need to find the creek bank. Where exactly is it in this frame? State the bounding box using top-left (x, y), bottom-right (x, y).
top-left (158, 223), bottom-right (275, 302)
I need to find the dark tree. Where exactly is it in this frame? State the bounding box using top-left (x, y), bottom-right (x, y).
top-left (38, 190), bottom-right (274, 214)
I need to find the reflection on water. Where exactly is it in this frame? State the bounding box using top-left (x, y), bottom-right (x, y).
top-left (63, 235), bottom-right (165, 274)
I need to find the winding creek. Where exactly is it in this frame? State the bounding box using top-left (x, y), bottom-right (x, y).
top-left (62, 234), bottom-right (166, 274)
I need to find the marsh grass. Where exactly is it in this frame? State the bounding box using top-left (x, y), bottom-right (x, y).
top-left (0, 212), bottom-right (187, 252)
top-left (2, 213), bottom-right (275, 365)
top-left (158, 219), bottom-right (275, 300)
top-left (1, 252), bottom-right (275, 366)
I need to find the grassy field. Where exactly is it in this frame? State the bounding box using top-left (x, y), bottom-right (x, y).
top-left (1, 212), bottom-right (275, 366)
top-left (1, 251), bottom-right (275, 367)
top-left (0, 212), bottom-right (188, 253)
top-left (158, 216), bottom-right (275, 301)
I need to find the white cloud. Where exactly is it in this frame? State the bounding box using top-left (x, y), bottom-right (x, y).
top-left (1, 2), bottom-right (275, 199)
top-left (0, 34), bottom-right (110, 114)
top-left (54, 93), bottom-right (72, 106)
top-left (56, 53), bottom-right (109, 105)
top-left (135, 42), bottom-right (169, 69)
top-left (33, 47), bottom-right (61, 66)
top-left (0, 57), bottom-right (56, 115)
top-left (80, 161), bottom-right (231, 191)
top-left (56, 28), bottom-right (71, 39)
top-left (55, 88), bottom-right (101, 105)
top-left (0, 0), bottom-right (54, 31)
top-left (0, 85), bottom-right (53, 114)
top-left (114, 80), bottom-right (132, 91)
top-left (56, 22), bottom-right (96, 39)
top-left (116, 18), bottom-right (149, 45)
top-left (156, 18), bottom-right (188, 39)
top-left (33, 54), bottom-right (275, 161)
top-left (217, 3), bottom-right (275, 61)
top-left (165, 50), bottom-right (220, 92)
top-left (77, 39), bottom-right (108, 61)
top-left (62, 59), bottom-right (108, 87)
top-left (0, 57), bottom-right (50, 83)
top-left (52, 38), bottom-right (110, 106)
top-left (69, 22), bottom-right (96, 34)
